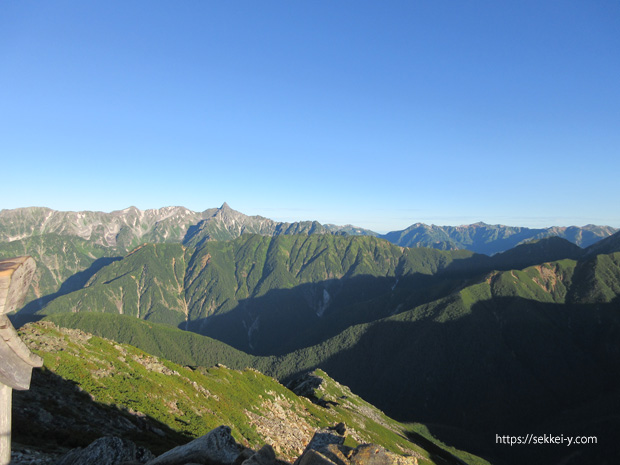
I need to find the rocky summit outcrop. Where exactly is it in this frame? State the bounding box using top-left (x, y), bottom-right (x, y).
top-left (146, 426), bottom-right (244, 465)
top-left (294, 425), bottom-right (417, 465)
top-left (52, 425), bottom-right (418, 465)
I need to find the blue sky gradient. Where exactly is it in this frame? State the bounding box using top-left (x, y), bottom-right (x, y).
top-left (1, 1), bottom-right (618, 231)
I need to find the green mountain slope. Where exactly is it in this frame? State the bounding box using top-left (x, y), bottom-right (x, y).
top-left (39, 234), bottom-right (491, 354)
top-left (47, 243), bottom-right (191, 327)
top-left (486, 236), bottom-right (584, 271)
top-left (16, 321), bottom-right (490, 465)
top-left (42, 312), bottom-right (261, 370)
top-left (276, 252), bottom-right (620, 465)
top-left (37, 233), bottom-right (595, 356)
top-left (43, 250), bottom-right (620, 465)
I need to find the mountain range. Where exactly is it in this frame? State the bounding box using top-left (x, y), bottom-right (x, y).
top-left (2, 205), bottom-right (620, 465)
top-left (1, 204), bottom-right (615, 253)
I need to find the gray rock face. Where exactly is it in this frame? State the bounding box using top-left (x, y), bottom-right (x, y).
top-left (297, 450), bottom-right (337, 465)
top-left (287, 373), bottom-right (324, 400)
top-left (146, 425), bottom-right (244, 465)
top-left (303, 429), bottom-right (346, 455)
top-left (295, 427), bottom-right (346, 465)
top-left (56, 436), bottom-right (155, 465)
top-left (241, 445), bottom-right (277, 465)
top-left (52, 425), bottom-right (417, 465)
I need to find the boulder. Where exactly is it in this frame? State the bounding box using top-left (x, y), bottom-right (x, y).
top-left (241, 444), bottom-right (277, 465)
top-left (146, 425), bottom-right (244, 465)
top-left (295, 427), bottom-right (346, 465)
top-left (287, 373), bottom-right (323, 399)
top-left (297, 449), bottom-right (339, 465)
top-left (301, 428), bottom-right (345, 456)
top-left (56, 436), bottom-right (155, 465)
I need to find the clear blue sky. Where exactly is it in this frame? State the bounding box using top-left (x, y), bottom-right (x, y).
top-left (1, 1), bottom-right (618, 232)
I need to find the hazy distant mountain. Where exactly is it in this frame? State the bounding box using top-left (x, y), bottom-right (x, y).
top-left (323, 224), bottom-right (380, 237)
top-left (379, 221), bottom-right (617, 254)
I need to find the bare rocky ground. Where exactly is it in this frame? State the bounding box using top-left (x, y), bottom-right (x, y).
top-left (18, 424), bottom-right (418, 465)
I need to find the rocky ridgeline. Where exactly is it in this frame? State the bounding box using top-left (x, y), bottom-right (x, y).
top-left (12, 424), bottom-right (418, 465)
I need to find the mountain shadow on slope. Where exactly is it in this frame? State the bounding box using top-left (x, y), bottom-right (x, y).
top-left (181, 237), bottom-right (588, 356)
top-left (11, 256), bottom-right (123, 327)
top-left (39, 296), bottom-right (620, 465)
top-left (180, 269), bottom-right (484, 355)
top-left (23, 233), bottom-right (590, 344)
top-left (281, 296), bottom-right (620, 465)
top-left (13, 368), bottom-right (189, 456)
top-left (584, 229), bottom-right (620, 256)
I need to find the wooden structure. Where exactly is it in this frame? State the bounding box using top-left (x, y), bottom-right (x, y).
top-left (0, 257), bottom-right (42, 465)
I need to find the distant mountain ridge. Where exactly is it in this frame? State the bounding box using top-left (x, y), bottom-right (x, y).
top-left (381, 221), bottom-right (618, 254)
top-left (1, 205), bottom-right (616, 254)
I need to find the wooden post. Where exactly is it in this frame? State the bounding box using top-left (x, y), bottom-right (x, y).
top-left (0, 257), bottom-right (42, 465)
top-left (0, 383), bottom-right (10, 464)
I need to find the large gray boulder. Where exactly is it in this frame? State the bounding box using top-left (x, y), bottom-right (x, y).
top-left (240, 445), bottom-right (277, 465)
top-left (295, 427), bottom-right (417, 465)
top-left (146, 425), bottom-right (244, 465)
top-left (295, 426), bottom-right (346, 465)
top-left (56, 436), bottom-right (155, 465)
